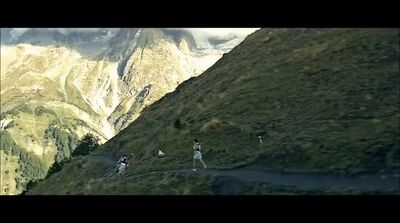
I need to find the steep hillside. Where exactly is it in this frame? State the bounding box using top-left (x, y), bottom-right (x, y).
top-left (29, 28), bottom-right (400, 194)
top-left (0, 28), bottom-right (238, 194)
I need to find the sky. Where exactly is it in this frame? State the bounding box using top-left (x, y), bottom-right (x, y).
top-left (8, 28), bottom-right (259, 40)
top-left (168, 28), bottom-right (260, 39)
top-left (5, 28), bottom-right (260, 50)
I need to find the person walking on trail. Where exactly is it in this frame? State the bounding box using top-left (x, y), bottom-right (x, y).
top-left (117, 154), bottom-right (129, 176)
top-left (193, 139), bottom-right (207, 171)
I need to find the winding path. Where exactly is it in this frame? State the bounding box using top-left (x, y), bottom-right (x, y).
top-left (87, 154), bottom-right (400, 193)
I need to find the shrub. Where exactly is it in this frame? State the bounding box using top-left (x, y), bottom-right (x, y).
top-left (72, 133), bottom-right (101, 156)
top-left (46, 160), bottom-right (67, 178)
top-left (174, 118), bottom-right (185, 129)
top-left (200, 118), bottom-right (221, 134)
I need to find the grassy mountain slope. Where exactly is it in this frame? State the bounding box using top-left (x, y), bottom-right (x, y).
top-left (29, 28), bottom-right (399, 195)
top-left (1, 29), bottom-right (224, 194)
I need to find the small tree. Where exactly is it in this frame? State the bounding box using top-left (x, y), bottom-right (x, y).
top-left (72, 133), bottom-right (101, 156)
top-left (46, 160), bottom-right (65, 178)
top-left (22, 180), bottom-right (38, 194)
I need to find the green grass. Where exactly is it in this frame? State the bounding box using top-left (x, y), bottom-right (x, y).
top-left (30, 28), bottom-right (400, 194)
top-left (123, 28), bottom-right (399, 175)
top-left (28, 155), bottom-right (215, 195)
